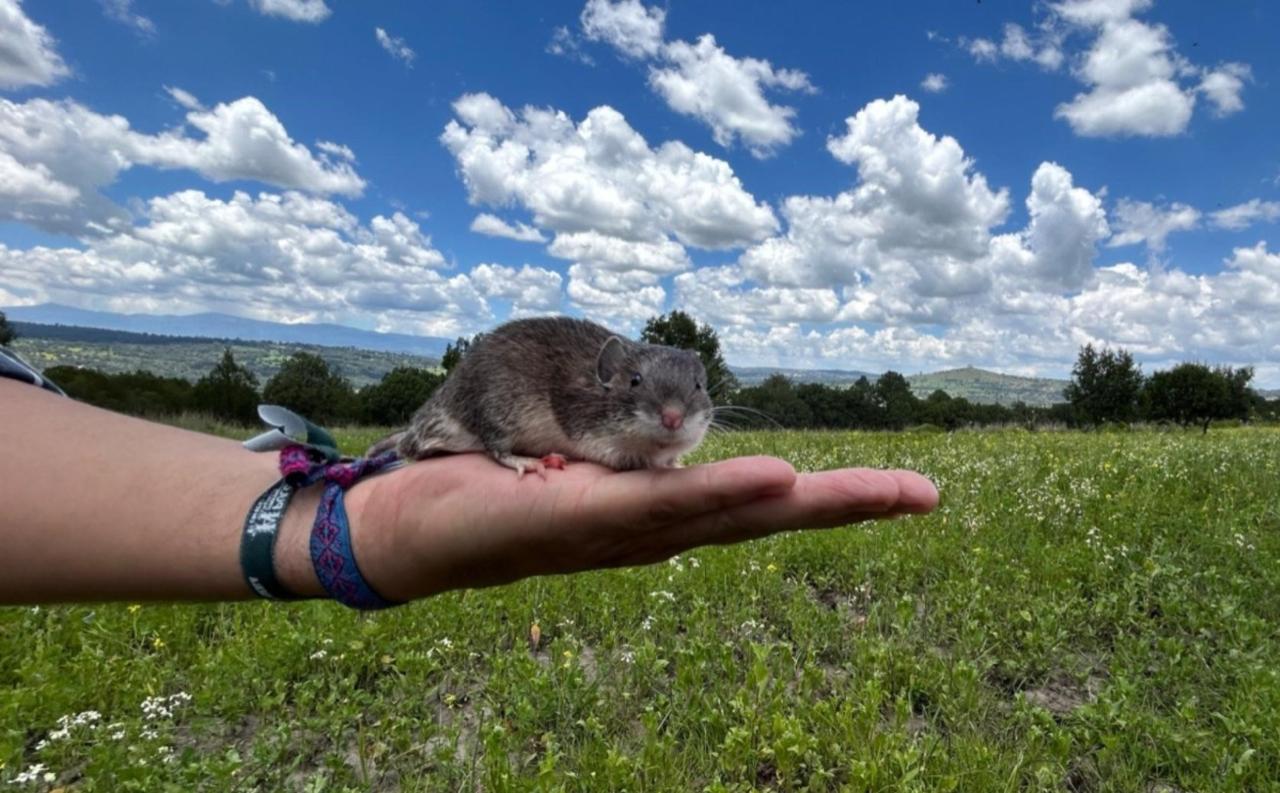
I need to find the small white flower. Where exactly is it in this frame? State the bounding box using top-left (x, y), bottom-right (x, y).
top-left (309, 650), bottom-right (328, 661)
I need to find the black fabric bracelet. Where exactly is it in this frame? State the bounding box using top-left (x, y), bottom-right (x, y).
top-left (240, 479), bottom-right (307, 600)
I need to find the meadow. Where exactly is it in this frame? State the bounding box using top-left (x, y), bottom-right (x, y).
top-left (2, 426), bottom-right (1279, 791)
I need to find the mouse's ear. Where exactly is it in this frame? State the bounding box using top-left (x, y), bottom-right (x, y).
top-left (595, 336), bottom-right (627, 387)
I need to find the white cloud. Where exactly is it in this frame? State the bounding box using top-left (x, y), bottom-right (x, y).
top-left (741, 96), bottom-right (1008, 296)
top-left (0, 189), bottom-right (508, 338)
top-left (580, 0), bottom-right (814, 157)
top-left (580, 0), bottom-right (664, 59)
top-left (1198, 63), bottom-right (1250, 117)
top-left (164, 86), bottom-right (204, 111)
top-left (375, 27), bottom-right (415, 67)
top-left (469, 263), bottom-right (563, 315)
top-left (246, 0), bottom-right (330, 23)
top-left (0, 94), bottom-right (364, 235)
top-left (99, 0), bottom-right (155, 35)
top-left (1210, 199), bottom-right (1280, 231)
top-left (1019, 162), bottom-right (1110, 289)
top-left (648, 34), bottom-right (815, 157)
top-left (964, 0), bottom-right (1248, 138)
top-left (470, 213), bottom-right (547, 243)
top-left (1106, 198), bottom-right (1199, 252)
top-left (565, 263), bottom-right (665, 327)
top-left (0, 149), bottom-right (78, 206)
top-left (440, 92), bottom-right (778, 250)
top-left (548, 230), bottom-right (689, 274)
top-left (547, 25), bottom-right (594, 66)
top-left (0, 0), bottom-right (69, 89)
top-left (920, 73), bottom-right (948, 93)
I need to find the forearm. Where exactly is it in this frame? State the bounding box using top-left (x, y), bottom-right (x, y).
top-left (0, 380), bottom-right (328, 604)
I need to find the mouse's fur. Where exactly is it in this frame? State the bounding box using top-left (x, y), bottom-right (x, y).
top-left (385, 317), bottom-right (713, 474)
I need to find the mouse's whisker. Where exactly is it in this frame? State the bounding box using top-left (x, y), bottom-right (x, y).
top-left (712, 404), bottom-right (785, 430)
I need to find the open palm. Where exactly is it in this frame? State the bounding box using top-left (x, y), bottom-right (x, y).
top-left (348, 453), bottom-right (939, 601)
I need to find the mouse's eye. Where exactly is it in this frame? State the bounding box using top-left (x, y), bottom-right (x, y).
top-left (630, 373), bottom-right (643, 388)
top-left (694, 381), bottom-right (702, 391)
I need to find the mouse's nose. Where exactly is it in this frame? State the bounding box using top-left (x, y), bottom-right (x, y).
top-left (661, 407), bottom-right (684, 431)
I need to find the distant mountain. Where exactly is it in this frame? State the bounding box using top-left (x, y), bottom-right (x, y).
top-left (907, 366), bottom-right (1070, 406)
top-left (2, 303), bottom-right (451, 357)
top-left (10, 322), bottom-right (438, 388)
top-left (730, 365), bottom-right (877, 387)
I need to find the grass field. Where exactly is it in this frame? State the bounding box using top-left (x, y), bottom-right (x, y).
top-left (3, 427), bottom-right (1279, 791)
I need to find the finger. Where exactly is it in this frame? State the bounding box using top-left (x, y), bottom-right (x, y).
top-left (649, 468), bottom-right (938, 552)
top-left (578, 455), bottom-right (798, 531)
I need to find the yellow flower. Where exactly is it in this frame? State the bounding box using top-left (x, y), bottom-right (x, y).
top-left (151, 636), bottom-right (165, 650)
top-left (766, 563), bottom-right (778, 573)
top-left (127, 604), bottom-right (142, 614)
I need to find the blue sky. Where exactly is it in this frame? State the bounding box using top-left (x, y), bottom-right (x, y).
top-left (2, 0), bottom-right (1278, 383)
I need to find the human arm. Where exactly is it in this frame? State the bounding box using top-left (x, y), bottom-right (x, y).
top-left (0, 378), bottom-right (938, 605)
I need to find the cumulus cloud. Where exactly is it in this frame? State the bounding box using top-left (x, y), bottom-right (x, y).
top-left (469, 263), bottom-right (563, 315)
top-left (962, 23), bottom-right (1063, 70)
top-left (440, 92), bottom-right (777, 251)
top-left (98, 0), bottom-right (155, 36)
top-left (741, 95), bottom-right (1009, 297)
top-left (246, 0), bottom-right (330, 23)
top-left (580, 0), bottom-right (664, 59)
top-left (579, 0), bottom-right (814, 157)
top-left (470, 213), bottom-right (547, 243)
top-left (648, 34), bottom-right (816, 156)
top-left (1107, 198), bottom-right (1199, 252)
top-left (0, 189), bottom-right (513, 338)
top-left (375, 27), bottom-right (415, 66)
top-left (0, 94), bottom-right (364, 235)
top-left (1210, 199), bottom-right (1280, 231)
top-left (0, 0), bottom-right (69, 89)
top-left (920, 73), bottom-right (948, 93)
top-left (1198, 63), bottom-right (1251, 117)
top-left (962, 0), bottom-right (1250, 137)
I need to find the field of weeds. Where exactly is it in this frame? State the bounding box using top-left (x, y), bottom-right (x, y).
top-left (3, 427), bottom-right (1279, 791)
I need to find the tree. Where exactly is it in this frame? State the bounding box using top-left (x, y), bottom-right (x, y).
top-left (641, 311), bottom-right (739, 402)
top-left (0, 311), bottom-right (15, 347)
top-left (45, 366), bottom-right (193, 417)
top-left (192, 348), bottom-right (261, 425)
top-left (1143, 363), bottom-right (1254, 432)
top-left (1064, 344), bottom-right (1144, 425)
top-left (874, 371), bottom-right (920, 430)
top-left (359, 366), bottom-right (444, 425)
top-left (441, 334), bottom-right (484, 375)
top-left (735, 374), bottom-right (812, 427)
top-left (262, 352), bottom-right (357, 425)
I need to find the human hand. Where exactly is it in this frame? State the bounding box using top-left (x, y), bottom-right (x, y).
top-left (340, 454), bottom-right (939, 602)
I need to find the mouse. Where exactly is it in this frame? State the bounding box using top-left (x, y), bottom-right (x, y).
top-left (373, 316), bottom-right (714, 477)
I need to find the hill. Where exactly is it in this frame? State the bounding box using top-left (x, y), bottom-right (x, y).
top-left (10, 323), bottom-right (438, 388)
top-left (907, 366), bottom-right (1070, 406)
top-left (3, 303), bottom-right (451, 357)
top-left (9, 321), bottom-right (1081, 405)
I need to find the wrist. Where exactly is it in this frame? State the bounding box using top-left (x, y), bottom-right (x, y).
top-left (341, 474), bottom-right (419, 602)
top-left (272, 482), bottom-right (325, 598)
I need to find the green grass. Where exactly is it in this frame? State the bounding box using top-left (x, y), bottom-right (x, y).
top-left (3, 428), bottom-right (1280, 791)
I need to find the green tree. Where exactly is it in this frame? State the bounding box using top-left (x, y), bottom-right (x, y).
top-left (0, 311), bottom-right (15, 347)
top-left (641, 311), bottom-right (739, 402)
top-left (1064, 344), bottom-right (1144, 425)
top-left (1144, 363), bottom-right (1254, 432)
top-left (359, 366), bottom-right (444, 425)
top-left (45, 366), bottom-right (194, 417)
top-left (192, 348), bottom-right (261, 425)
top-left (441, 335), bottom-right (479, 374)
top-left (262, 352), bottom-right (357, 425)
top-left (874, 371), bottom-right (920, 430)
top-left (733, 374), bottom-right (811, 428)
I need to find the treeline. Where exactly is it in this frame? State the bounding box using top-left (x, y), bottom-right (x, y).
top-left (45, 349), bottom-right (442, 427)
top-left (6, 309), bottom-right (1278, 430)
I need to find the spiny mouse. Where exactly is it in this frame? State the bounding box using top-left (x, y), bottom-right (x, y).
top-left (376, 316), bottom-right (714, 477)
